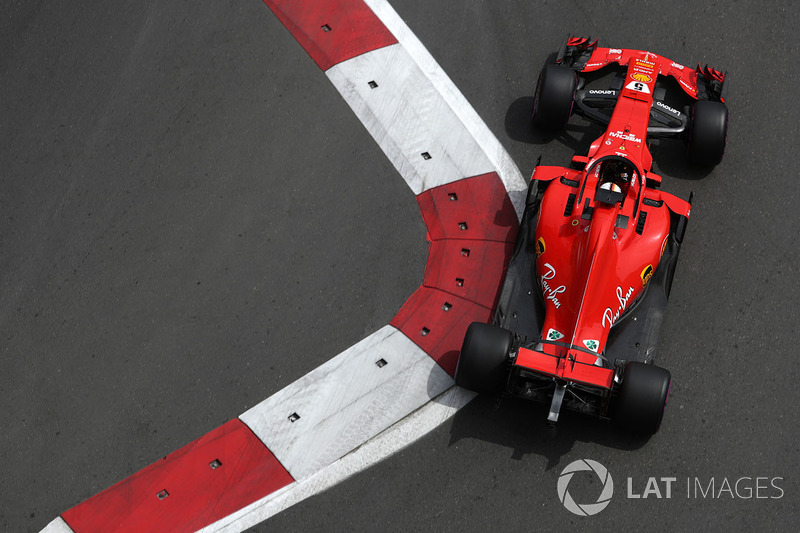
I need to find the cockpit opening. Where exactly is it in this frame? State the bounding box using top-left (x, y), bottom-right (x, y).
top-left (595, 159), bottom-right (636, 205)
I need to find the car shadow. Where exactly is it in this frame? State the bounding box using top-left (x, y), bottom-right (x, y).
top-left (649, 139), bottom-right (715, 180)
top-left (504, 96), bottom-right (540, 145)
top-left (448, 393), bottom-right (651, 471)
top-left (506, 97), bottom-right (604, 153)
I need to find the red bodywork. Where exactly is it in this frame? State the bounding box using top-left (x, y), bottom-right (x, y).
top-left (514, 48), bottom-right (693, 391)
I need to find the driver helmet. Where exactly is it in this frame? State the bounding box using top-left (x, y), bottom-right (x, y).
top-left (599, 160), bottom-right (633, 191)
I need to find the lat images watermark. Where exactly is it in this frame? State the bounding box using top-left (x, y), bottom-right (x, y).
top-left (557, 459), bottom-right (614, 516)
top-left (627, 476), bottom-right (785, 500)
top-left (557, 460), bottom-right (785, 516)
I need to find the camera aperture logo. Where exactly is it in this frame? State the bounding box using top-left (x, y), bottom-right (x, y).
top-left (557, 459), bottom-right (614, 516)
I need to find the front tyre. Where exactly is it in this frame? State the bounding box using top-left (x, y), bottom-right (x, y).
top-left (687, 99), bottom-right (729, 167)
top-left (531, 64), bottom-right (578, 132)
top-left (614, 362), bottom-right (671, 434)
top-left (455, 322), bottom-right (513, 394)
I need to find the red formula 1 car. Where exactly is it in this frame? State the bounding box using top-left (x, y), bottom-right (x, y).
top-left (455, 37), bottom-right (729, 434)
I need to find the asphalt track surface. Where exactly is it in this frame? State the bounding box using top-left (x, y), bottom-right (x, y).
top-left (3, 1), bottom-right (799, 531)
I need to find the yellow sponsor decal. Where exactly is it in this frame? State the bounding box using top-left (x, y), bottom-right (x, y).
top-left (641, 264), bottom-right (654, 287)
top-left (536, 236), bottom-right (546, 258)
top-left (631, 72), bottom-right (652, 83)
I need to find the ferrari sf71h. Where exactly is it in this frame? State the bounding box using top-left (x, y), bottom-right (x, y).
top-left (455, 37), bottom-right (728, 434)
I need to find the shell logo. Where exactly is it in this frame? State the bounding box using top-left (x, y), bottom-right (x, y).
top-left (631, 72), bottom-right (652, 83)
top-left (641, 264), bottom-right (654, 287)
top-left (536, 236), bottom-right (546, 258)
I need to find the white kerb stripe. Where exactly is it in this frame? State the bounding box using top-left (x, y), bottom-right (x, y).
top-left (220, 0), bottom-right (525, 527)
top-left (239, 325), bottom-right (453, 481)
top-left (328, 45), bottom-right (495, 195)
top-left (199, 385), bottom-right (475, 533)
top-left (362, 0), bottom-right (527, 214)
top-left (40, 518), bottom-right (73, 533)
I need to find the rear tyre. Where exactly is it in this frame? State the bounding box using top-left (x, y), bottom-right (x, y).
top-left (614, 362), bottom-right (671, 434)
top-left (687, 99), bottom-right (729, 167)
top-left (531, 64), bottom-right (578, 132)
top-left (455, 322), bottom-right (513, 394)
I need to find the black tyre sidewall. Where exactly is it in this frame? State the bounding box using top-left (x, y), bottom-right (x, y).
top-left (531, 64), bottom-right (577, 132)
top-left (455, 322), bottom-right (513, 394)
top-left (688, 99), bottom-right (729, 167)
top-left (615, 362), bottom-right (672, 434)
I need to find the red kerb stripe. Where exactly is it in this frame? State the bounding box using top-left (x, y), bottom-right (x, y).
top-left (263, 0), bottom-right (397, 71)
top-left (416, 172), bottom-right (519, 242)
top-left (62, 419), bottom-right (294, 533)
top-left (391, 172), bottom-right (519, 375)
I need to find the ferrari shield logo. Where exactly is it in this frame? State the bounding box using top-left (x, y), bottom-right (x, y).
top-left (536, 237), bottom-right (546, 258)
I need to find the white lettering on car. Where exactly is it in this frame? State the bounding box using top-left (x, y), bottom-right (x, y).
top-left (656, 101), bottom-right (680, 115)
top-left (540, 262), bottom-right (567, 309)
top-left (602, 286), bottom-right (635, 327)
top-left (609, 131), bottom-right (643, 144)
top-left (625, 80), bottom-right (651, 94)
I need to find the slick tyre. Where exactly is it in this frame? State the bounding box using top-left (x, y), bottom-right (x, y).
top-left (615, 362), bottom-right (671, 434)
top-left (531, 64), bottom-right (577, 132)
top-left (455, 322), bottom-right (513, 394)
top-left (687, 99), bottom-right (728, 167)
